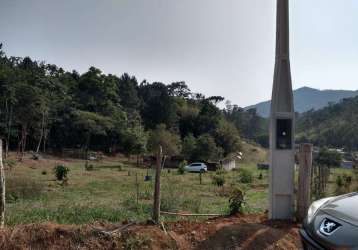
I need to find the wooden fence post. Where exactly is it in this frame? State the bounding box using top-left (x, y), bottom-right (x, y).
top-left (0, 139), bottom-right (5, 228)
top-left (153, 146), bottom-right (162, 224)
top-left (297, 143), bottom-right (313, 222)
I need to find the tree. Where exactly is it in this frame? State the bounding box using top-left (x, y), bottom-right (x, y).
top-left (181, 134), bottom-right (197, 160)
top-left (315, 148), bottom-right (342, 168)
top-left (139, 82), bottom-right (177, 129)
top-left (193, 134), bottom-right (223, 162)
top-left (147, 124), bottom-right (181, 157)
top-left (116, 73), bottom-right (140, 111)
top-left (214, 120), bottom-right (241, 156)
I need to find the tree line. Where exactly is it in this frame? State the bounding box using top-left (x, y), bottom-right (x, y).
top-left (0, 44), bottom-right (265, 161)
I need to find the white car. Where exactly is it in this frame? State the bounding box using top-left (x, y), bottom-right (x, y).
top-left (184, 162), bottom-right (208, 173)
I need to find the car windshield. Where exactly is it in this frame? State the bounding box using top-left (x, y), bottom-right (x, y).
top-left (190, 163), bottom-right (201, 166)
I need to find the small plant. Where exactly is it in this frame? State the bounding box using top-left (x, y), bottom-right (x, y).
top-left (229, 187), bottom-right (245, 215)
top-left (85, 164), bottom-right (94, 171)
top-left (239, 168), bottom-right (253, 184)
top-left (336, 175), bottom-right (343, 188)
top-left (212, 170), bottom-right (225, 187)
top-left (54, 164), bottom-right (70, 181)
top-left (177, 160), bottom-right (187, 175)
top-left (258, 172), bottom-right (263, 180)
top-left (41, 170), bottom-right (47, 175)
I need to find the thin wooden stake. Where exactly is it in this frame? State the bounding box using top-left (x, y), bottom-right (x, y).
top-left (0, 139), bottom-right (5, 228)
top-left (297, 143), bottom-right (313, 222)
top-left (135, 172), bottom-right (139, 206)
top-left (153, 146), bottom-right (162, 224)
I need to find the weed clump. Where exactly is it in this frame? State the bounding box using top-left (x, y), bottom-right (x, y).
top-left (212, 170), bottom-right (225, 186)
top-left (228, 187), bottom-right (245, 215)
top-left (54, 164), bottom-right (70, 181)
top-left (239, 168), bottom-right (253, 184)
top-left (177, 160), bottom-right (187, 175)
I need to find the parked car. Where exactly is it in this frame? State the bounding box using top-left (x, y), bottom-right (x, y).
top-left (184, 163), bottom-right (208, 173)
top-left (300, 192), bottom-right (358, 249)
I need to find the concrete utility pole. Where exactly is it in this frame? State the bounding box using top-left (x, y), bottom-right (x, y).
top-left (269, 0), bottom-right (295, 220)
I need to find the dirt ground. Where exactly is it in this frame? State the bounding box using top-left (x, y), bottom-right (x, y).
top-left (0, 214), bottom-right (302, 250)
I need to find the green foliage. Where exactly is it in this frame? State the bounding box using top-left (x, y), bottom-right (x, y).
top-left (177, 160), bottom-right (187, 175)
top-left (193, 134), bottom-right (223, 162)
top-left (212, 170), bottom-right (226, 186)
top-left (147, 124), bottom-right (181, 156)
top-left (315, 148), bottom-right (342, 167)
top-left (54, 165), bottom-right (70, 181)
top-left (228, 187), bottom-right (245, 215)
top-left (0, 45), bottom-right (247, 158)
top-left (296, 96), bottom-right (358, 150)
top-left (239, 169), bottom-right (254, 184)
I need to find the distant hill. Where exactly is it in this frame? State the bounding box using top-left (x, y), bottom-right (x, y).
top-left (246, 87), bottom-right (358, 117)
top-left (296, 95), bottom-right (358, 150)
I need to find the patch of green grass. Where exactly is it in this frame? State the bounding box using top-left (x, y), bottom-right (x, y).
top-left (6, 157), bottom-right (356, 225)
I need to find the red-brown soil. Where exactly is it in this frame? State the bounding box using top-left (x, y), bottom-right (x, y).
top-left (0, 214), bottom-right (302, 250)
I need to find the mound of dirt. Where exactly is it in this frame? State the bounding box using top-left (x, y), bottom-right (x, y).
top-left (0, 214), bottom-right (301, 250)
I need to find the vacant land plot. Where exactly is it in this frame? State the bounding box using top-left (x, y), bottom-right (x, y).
top-left (4, 153), bottom-right (357, 226)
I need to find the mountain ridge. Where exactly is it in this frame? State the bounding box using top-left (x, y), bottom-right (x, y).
top-left (245, 87), bottom-right (358, 117)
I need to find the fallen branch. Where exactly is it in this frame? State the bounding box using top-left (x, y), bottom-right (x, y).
top-left (161, 211), bottom-right (222, 217)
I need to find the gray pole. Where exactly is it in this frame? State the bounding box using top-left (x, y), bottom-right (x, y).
top-left (269, 0), bottom-right (295, 220)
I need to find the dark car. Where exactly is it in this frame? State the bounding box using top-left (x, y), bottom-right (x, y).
top-left (300, 192), bottom-right (358, 250)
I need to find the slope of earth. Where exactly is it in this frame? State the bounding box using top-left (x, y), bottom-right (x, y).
top-left (0, 214), bottom-right (301, 250)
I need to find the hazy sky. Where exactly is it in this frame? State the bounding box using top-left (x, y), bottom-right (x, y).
top-left (0, 0), bottom-right (357, 107)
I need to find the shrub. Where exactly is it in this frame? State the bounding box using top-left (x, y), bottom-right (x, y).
top-left (41, 170), bottom-right (47, 175)
top-left (177, 160), bottom-right (187, 175)
top-left (229, 187), bottom-right (245, 215)
top-left (212, 171), bottom-right (225, 187)
top-left (54, 165), bottom-right (70, 181)
top-left (239, 168), bottom-right (253, 184)
top-left (85, 164), bottom-right (94, 171)
top-left (336, 175), bottom-right (343, 188)
top-left (258, 172), bottom-right (263, 180)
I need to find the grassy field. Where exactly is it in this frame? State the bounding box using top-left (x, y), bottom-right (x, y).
top-left (3, 153), bottom-right (358, 226)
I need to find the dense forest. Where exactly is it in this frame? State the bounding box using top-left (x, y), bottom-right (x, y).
top-left (0, 44), bottom-right (265, 161)
top-left (297, 96), bottom-right (358, 150)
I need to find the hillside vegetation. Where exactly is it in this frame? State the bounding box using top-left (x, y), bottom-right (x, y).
top-left (297, 96), bottom-right (358, 150)
top-left (0, 44), bottom-right (263, 161)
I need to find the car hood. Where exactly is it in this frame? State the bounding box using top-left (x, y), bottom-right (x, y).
top-left (321, 192), bottom-right (358, 227)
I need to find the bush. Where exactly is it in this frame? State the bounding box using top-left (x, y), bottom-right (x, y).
top-left (54, 165), bottom-right (70, 181)
top-left (41, 170), bottom-right (47, 175)
top-left (177, 160), bottom-right (187, 175)
top-left (212, 171), bottom-right (225, 186)
top-left (258, 172), bottom-right (263, 180)
top-left (336, 175), bottom-right (343, 187)
top-left (239, 168), bottom-right (253, 184)
top-left (229, 187), bottom-right (245, 215)
top-left (85, 164), bottom-right (94, 171)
